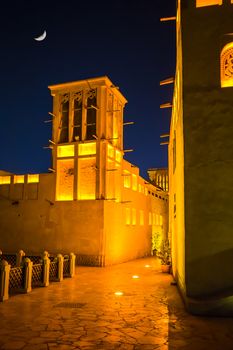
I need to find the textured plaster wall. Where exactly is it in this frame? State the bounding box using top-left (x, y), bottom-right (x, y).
top-left (0, 174), bottom-right (104, 256)
top-left (181, 1), bottom-right (233, 297)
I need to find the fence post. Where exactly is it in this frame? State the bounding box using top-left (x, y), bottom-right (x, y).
top-left (16, 250), bottom-right (25, 267)
top-left (57, 254), bottom-right (64, 282)
top-left (69, 253), bottom-right (76, 277)
top-left (23, 258), bottom-right (32, 293)
top-left (42, 251), bottom-right (50, 287)
top-left (0, 260), bottom-right (10, 301)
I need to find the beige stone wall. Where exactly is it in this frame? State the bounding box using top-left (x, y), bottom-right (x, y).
top-left (168, 0), bottom-right (186, 297)
top-left (0, 173), bottom-right (104, 260)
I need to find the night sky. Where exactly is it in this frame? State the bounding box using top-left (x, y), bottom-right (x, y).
top-left (0, 0), bottom-right (176, 179)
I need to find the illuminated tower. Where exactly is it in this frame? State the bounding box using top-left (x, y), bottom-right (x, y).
top-left (169, 0), bottom-right (233, 315)
top-left (48, 77), bottom-right (127, 202)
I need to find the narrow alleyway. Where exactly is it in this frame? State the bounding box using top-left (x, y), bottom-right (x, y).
top-left (0, 257), bottom-right (233, 350)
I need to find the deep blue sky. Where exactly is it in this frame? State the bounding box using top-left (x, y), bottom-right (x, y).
top-left (0, 0), bottom-right (176, 179)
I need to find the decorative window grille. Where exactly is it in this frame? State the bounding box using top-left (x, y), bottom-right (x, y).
top-left (221, 42), bottom-right (233, 88)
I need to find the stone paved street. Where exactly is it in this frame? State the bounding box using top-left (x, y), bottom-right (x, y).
top-left (1, 257), bottom-right (233, 349)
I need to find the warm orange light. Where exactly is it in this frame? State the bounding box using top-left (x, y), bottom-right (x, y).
top-left (221, 42), bottom-right (233, 88)
top-left (14, 175), bottom-right (24, 184)
top-left (78, 157), bottom-right (96, 200)
top-left (139, 210), bottom-right (144, 226)
top-left (115, 291), bottom-right (123, 296)
top-left (125, 208), bottom-right (131, 225)
top-left (115, 149), bottom-right (121, 163)
top-left (132, 174), bottom-right (137, 191)
top-left (78, 142), bottom-right (96, 156)
top-left (0, 176), bottom-right (11, 185)
top-left (57, 145), bottom-right (74, 157)
top-left (28, 174), bottom-right (39, 183)
top-left (56, 159), bottom-right (74, 200)
top-left (107, 144), bottom-right (114, 158)
top-left (145, 265), bottom-right (151, 268)
top-left (132, 275), bottom-right (139, 279)
top-left (196, 0), bottom-right (222, 7)
top-left (132, 208), bottom-right (136, 225)
top-left (123, 170), bottom-right (131, 188)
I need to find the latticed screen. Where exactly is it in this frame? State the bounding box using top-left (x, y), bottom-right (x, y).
top-left (73, 91), bottom-right (82, 141)
top-left (221, 43), bottom-right (233, 88)
top-left (9, 267), bottom-right (24, 291)
top-left (63, 258), bottom-right (70, 276)
top-left (32, 264), bottom-right (43, 286)
top-left (49, 261), bottom-right (58, 280)
top-left (86, 89), bottom-right (97, 140)
top-left (59, 94), bottom-right (69, 143)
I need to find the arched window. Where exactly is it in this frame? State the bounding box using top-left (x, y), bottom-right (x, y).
top-left (221, 42), bottom-right (233, 88)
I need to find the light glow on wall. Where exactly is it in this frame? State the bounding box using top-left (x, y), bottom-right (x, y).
top-left (125, 208), bottom-right (130, 225)
top-left (78, 142), bottom-right (96, 156)
top-left (14, 175), bottom-right (24, 184)
top-left (140, 210), bottom-right (144, 226)
top-left (196, 0), bottom-right (222, 7)
top-left (115, 291), bottom-right (123, 296)
top-left (132, 174), bottom-right (137, 191)
top-left (123, 170), bottom-right (131, 188)
top-left (115, 150), bottom-right (121, 163)
top-left (132, 275), bottom-right (139, 279)
top-left (0, 176), bottom-right (11, 185)
top-left (107, 144), bottom-right (114, 158)
top-left (56, 159), bottom-right (74, 200)
top-left (132, 208), bottom-right (136, 225)
top-left (57, 145), bottom-right (74, 157)
top-left (149, 212), bottom-right (152, 225)
top-left (221, 42), bottom-right (233, 88)
top-left (78, 157), bottom-right (96, 200)
top-left (28, 174), bottom-right (39, 183)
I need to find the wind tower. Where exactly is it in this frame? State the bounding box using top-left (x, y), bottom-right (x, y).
top-left (48, 77), bottom-right (127, 202)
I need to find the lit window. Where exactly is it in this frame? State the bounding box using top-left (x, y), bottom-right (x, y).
top-left (0, 176), bottom-right (11, 185)
top-left (196, 0), bottom-right (222, 7)
top-left (138, 184), bottom-right (141, 192)
top-left (160, 215), bottom-right (163, 226)
top-left (59, 94), bottom-right (69, 143)
top-left (156, 214), bottom-right (159, 225)
top-left (221, 42), bottom-right (233, 88)
top-left (152, 213), bottom-right (156, 226)
top-left (149, 212), bottom-right (152, 225)
top-left (107, 144), bottom-right (114, 158)
top-left (78, 142), bottom-right (96, 156)
top-left (28, 174), bottom-right (39, 183)
top-left (123, 170), bottom-right (131, 188)
top-left (57, 145), bottom-right (74, 157)
top-left (139, 210), bottom-right (144, 226)
top-left (132, 174), bottom-right (137, 191)
top-left (145, 188), bottom-right (148, 196)
top-left (14, 175), bottom-right (24, 184)
top-left (56, 160), bottom-right (74, 200)
top-left (125, 208), bottom-right (131, 225)
top-left (132, 208), bottom-right (136, 225)
top-left (115, 150), bottom-right (121, 163)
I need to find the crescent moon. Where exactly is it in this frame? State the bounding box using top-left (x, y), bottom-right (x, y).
top-left (34, 30), bottom-right (47, 41)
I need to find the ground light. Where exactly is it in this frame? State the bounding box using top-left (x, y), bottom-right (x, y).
top-left (145, 265), bottom-right (151, 268)
top-left (132, 275), bottom-right (139, 279)
top-left (114, 291), bottom-right (124, 296)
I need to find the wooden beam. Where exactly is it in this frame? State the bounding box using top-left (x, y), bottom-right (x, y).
top-left (160, 77), bottom-right (175, 86)
top-left (160, 16), bottom-right (176, 22)
top-left (160, 134), bottom-right (170, 138)
top-left (160, 103), bottom-right (172, 109)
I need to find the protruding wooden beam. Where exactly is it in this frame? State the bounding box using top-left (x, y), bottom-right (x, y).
top-left (123, 122), bottom-right (135, 125)
top-left (160, 134), bottom-right (170, 138)
top-left (160, 16), bottom-right (176, 22)
top-left (160, 141), bottom-right (169, 145)
top-left (160, 77), bottom-right (175, 86)
top-left (160, 103), bottom-right (172, 109)
top-left (123, 149), bottom-right (134, 153)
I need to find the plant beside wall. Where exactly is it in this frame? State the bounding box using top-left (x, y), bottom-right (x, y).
top-left (157, 239), bottom-right (171, 273)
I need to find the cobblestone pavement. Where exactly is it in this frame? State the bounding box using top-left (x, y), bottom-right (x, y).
top-left (1, 257), bottom-right (233, 350)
